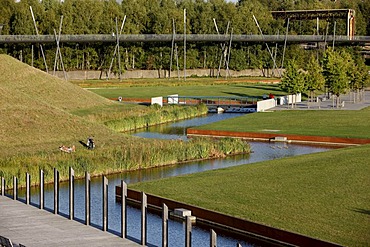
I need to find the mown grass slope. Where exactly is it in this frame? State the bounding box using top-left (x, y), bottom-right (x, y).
top-left (130, 144), bottom-right (370, 246)
top-left (194, 108), bottom-right (370, 139)
top-left (0, 54), bottom-right (112, 111)
top-left (0, 55), bottom-right (118, 154)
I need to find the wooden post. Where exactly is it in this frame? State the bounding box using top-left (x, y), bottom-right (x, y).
top-left (141, 192), bottom-right (147, 246)
top-left (1, 177), bottom-right (4, 196)
top-left (121, 180), bottom-right (127, 238)
top-left (54, 168), bottom-right (59, 214)
top-left (26, 173), bottom-right (30, 205)
top-left (69, 167), bottom-right (74, 220)
top-left (13, 176), bottom-right (17, 200)
top-left (210, 229), bottom-right (217, 247)
top-left (102, 176), bottom-right (108, 231)
top-left (185, 216), bottom-right (192, 247)
top-left (85, 171), bottom-right (90, 226)
top-left (40, 170), bottom-right (44, 209)
top-left (162, 203), bottom-right (168, 247)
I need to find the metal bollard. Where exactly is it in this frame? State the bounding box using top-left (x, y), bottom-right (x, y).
top-left (102, 176), bottom-right (108, 231)
top-left (39, 170), bottom-right (44, 209)
top-left (54, 168), bottom-right (59, 214)
top-left (121, 180), bottom-right (127, 238)
top-left (162, 203), bottom-right (168, 247)
top-left (13, 176), bottom-right (17, 200)
top-left (85, 172), bottom-right (90, 226)
top-left (185, 216), bottom-right (192, 247)
top-left (26, 173), bottom-right (30, 205)
top-left (1, 177), bottom-right (4, 196)
top-left (210, 229), bottom-right (217, 247)
top-left (69, 167), bottom-right (74, 220)
top-left (141, 192), bottom-right (147, 246)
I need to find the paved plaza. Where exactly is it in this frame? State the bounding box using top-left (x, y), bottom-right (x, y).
top-left (272, 90), bottom-right (370, 111)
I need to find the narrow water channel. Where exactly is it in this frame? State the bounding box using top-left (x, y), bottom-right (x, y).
top-left (22, 113), bottom-right (333, 247)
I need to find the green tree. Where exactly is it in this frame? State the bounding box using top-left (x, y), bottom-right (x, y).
top-left (0, 0), bottom-right (16, 35)
top-left (304, 56), bottom-right (325, 104)
top-left (348, 55), bottom-right (370, 102)
top-left (322, 49), bottom-right (350, 108)
top-left (280, 60), bottom-right (305, 108)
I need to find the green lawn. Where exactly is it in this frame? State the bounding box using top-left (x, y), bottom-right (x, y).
top-left (194, 107), bottom-right (370, 139)
top-left (88, 83), bottom-right (284, 99)
top-left (130, 144), bottom-right (370, 246)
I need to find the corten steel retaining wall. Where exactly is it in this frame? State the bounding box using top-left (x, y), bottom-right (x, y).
top-left (187, 129), bottom-right (370, 145)
top-left (115, 187), bottom-right (341, 247)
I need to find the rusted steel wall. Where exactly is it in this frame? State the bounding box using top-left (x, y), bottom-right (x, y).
top-left (115, 187), bottom-right (341, 247)
top-left (187, 129), bottom-right (370, 145)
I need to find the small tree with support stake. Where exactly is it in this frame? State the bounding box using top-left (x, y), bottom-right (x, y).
top-left (304, 55), bottom-right (325, 108)
top-left (322, 48), bottom-right (349, 108)
top-left (280, 60), bottom-right (305, 108)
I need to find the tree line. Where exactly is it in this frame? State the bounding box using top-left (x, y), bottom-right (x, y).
top-left (0, 0), bottom-right (369, 72)
top-left (281, 48), bottom-right (370, 107)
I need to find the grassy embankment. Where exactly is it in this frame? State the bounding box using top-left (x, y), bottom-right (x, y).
top-left (193, 107), bottom-right (370, 139)
top-left (85, 80), bottom-right (284, 100)
top-left (128, 98), bottom-right (370, 245)
top-left (0, 55), bottom-right (249, 186)
top-left (130, 144), bottom-right (370, 246)
top-left (72, 77), bottom-right (280, 89)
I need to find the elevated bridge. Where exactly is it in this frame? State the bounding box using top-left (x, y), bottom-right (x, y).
top-left (271, 9), bottom-right (355, 38)
top-left (0, 34), bottom-right (369, 45)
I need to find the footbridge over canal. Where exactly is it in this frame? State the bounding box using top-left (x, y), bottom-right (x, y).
top-left (162, 95), bottom-right (260, 113)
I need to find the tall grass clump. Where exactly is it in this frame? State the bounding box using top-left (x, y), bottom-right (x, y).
top-left (105, 104), bottom-right (208, 132)
top-left (0, 137), bottom-right (250, 188)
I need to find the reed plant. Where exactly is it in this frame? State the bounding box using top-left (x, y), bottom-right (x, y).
top-left (0, 137), bottom-right (250, 188)
top-left (104, 104), bottom-right (208, 132)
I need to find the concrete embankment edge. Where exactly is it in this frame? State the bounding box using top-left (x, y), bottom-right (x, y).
top-left (187, 129), bottom-right (370, 145)
top-left (115, 187), bottom-right (341, 247)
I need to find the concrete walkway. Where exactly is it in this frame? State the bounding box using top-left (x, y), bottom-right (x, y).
top-left (272, 90), bottom-right (370, 111)
top-left (0, 196), bottom-right (139, 247)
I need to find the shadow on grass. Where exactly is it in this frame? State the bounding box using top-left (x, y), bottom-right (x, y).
top-left (79, 140), bottom-right (88, 148)
top-left (352, 208), bottom-right (370, 215)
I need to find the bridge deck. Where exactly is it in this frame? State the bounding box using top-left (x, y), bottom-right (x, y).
top-left (0, 196), bottom-right (139, 247)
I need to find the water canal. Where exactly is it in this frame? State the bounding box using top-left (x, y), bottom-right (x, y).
top-left (22, 113), bottom-right (333, 246)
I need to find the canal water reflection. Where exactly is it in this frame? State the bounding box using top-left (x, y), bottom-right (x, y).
top-left (25, 113), bottom-right (333, 246)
